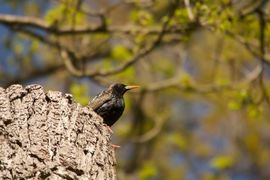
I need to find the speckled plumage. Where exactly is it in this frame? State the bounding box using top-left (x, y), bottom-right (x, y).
top-left (89, 83), bottom-right (138, 126)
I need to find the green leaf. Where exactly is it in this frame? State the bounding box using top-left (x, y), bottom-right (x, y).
top-left (101, 58), bottom-right (113, 70)
top-left (70, 83), bottom-right (89, 105)
top-left (180, 72), bottom-right (192, 88)
top-left (45, 2), bottom-right (86, 26)
top-left (30, 40), bottom-right (39, 52)
top-left (111, 45), bottom-right (132, 61)
top-left (130, 10), bottom-right (154, 26)
top-left (168, 133), bottom-right (188, 151)
top-left (247, 104), bottom-right (261, 118)
top-left (138, 162), bottom-right (158, 180)
top-left (215, 78), bottom-right (230, 86)
top-left (210, 155), bottom-right (235, 170)
top-left (135, 34), bottom-right (146, 45)
top-left (174, 8), bottom-right (189, 25)
top-left (228, 100), bottom-right (241, 110)
top-left (45, 4), bottom-right (65, 25)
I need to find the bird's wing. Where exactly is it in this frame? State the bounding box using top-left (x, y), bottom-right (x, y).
top-left (88, 90), bottom-right (112, 110)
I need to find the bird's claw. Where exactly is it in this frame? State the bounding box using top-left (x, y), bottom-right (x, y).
top-left (110, 143), bottom-right (121, 148)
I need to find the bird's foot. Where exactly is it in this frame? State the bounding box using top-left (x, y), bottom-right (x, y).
top-left (110, 143), bottom-right (121, 148)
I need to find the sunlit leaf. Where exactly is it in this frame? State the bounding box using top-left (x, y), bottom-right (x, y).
top-left (180, 72), bottom-right (192, 88)
top-left (130, 10), bottom-right (154, 26)
top-left (70, 83), bottom-right (89, 105)
top-left (45, 2), bottom-right (86, 26)
top-left (210, 155), bottom-right (235, 170)
top-left (168, 133), bottom-right (188, 151)
top-left (228, 100), bottom-right (241, 110)
top-left (174, 8), bottom-right (189, 25)
top-left (215, 78), bottom-right (230, 86)
top-left (138, 162), bottom-right (158, 180)
top-left (247, 104), bottom-right (261, 118)
top-left (30, 40), bottom-right (39, 52)
top-left (111, 45), bottom-right (132, 61)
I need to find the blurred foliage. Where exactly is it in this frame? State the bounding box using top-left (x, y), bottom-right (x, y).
top-left (70, 83), bottom-right (89, 105)
top-left (210, 155), bottom-right (235, 170)
top-left (111, 45), bottom-right (132, 61)
top-left (1, 0), bottom-right (270, 179)
top-left (45, 1), bottom-right (87, 26)
top-left (138, 161), bottom-right (158, 180)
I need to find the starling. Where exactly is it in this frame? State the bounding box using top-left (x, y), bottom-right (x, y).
top-left (89, 83), bottom-right (139, 126)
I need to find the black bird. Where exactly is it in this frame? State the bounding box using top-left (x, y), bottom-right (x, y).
top-left (89, 83), bottom-right (139, 126)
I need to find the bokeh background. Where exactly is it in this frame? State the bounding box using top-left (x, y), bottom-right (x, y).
top-left (1, 0), bottom-right (270, 179)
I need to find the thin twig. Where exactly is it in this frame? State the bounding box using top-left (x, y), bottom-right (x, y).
top-left (257, 10), bottom-right (270, 106)
top-left (184, 0), bottom-right (194, 21)
top-left (226, 31), bottom-right (270, 66)
top-left (133, 115), bottom-right (166, 143)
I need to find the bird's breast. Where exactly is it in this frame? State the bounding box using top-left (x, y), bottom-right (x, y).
top-left (115, 98), bottom-right (124, 108)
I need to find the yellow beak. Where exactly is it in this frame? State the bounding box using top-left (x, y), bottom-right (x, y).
top-left (125, 85), bottom-right (140, 90)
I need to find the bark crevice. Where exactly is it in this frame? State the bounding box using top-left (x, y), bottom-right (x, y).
top-left (0, 84), bottom-right (116, 179)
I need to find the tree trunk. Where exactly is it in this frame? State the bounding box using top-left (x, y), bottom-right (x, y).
top-left (0, 84), bottom-right (116, 179)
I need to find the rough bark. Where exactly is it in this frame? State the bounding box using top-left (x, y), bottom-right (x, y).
top-left (0, 84), bottom-right (116, 179)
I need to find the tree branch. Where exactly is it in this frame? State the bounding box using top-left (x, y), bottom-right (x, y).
top-left (59, 0), bottom-right (181, 78)
top-left (257, 9), bottom-right (270, 105)
top-left (142, 65), bottom-right (263, 94)
top-left (0, 14), bottom-right (189, 36)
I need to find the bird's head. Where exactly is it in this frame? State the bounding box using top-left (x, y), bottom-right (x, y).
top-left (110, 83), bottom-right (139, 96)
